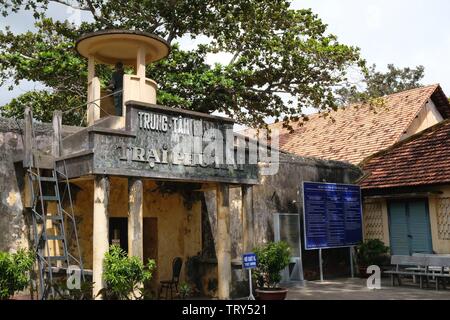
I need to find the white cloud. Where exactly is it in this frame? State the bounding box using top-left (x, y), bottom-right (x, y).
top-left (206, 52), bottom-right (234, 67)
top-left (366, 5), bottom-right (382, 30)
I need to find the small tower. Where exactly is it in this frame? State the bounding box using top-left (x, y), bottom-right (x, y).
top-left (76, 30), bottom-right (170, 126)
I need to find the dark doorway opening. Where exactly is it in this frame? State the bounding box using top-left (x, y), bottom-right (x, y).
top-left (143, 217), bottom-right (158, 293)
top-left (109, 217), bottom-right (128, 253)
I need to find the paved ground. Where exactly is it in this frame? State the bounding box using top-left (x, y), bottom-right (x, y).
top-left (285, 277), bottom-right (450, 300)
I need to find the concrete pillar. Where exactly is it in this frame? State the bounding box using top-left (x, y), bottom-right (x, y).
top-left (23, 107), bottom-right (33, 208)
top-left (87, 55), bottom-right (95, 82)
top-left (23, 107), bottom-right (33, 168)
top-left (87, 55), bottom-right (100, 126)
top-left (242, 185), bottom-right (254, 253)
top-left (52, 111), bottom-right (62, 157)
top-left (128, 178), bottom-right (143, 260)
top-left (93, 175), bottom-right (110, 299)
top-left (216, 184), bottom-right (231, 300)
top-left (136, 46), bottom-right (146, 78)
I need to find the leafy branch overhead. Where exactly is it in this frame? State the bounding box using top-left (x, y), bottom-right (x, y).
top-left (337, 64), bottom-right (425, 105)
top-left (0, 0), bottom-right (366, 126)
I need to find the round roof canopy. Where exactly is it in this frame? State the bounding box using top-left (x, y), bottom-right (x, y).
top-left (75, 30), bottom-right (170, 66)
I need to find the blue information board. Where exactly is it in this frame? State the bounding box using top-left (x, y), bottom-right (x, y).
top-left (303, 182), bottom-right (363, 250)
top-left (243, 253), bottom-right (257, 269)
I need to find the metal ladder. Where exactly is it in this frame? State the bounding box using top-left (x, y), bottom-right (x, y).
top-left (27, 117), bottom-right (84, 300)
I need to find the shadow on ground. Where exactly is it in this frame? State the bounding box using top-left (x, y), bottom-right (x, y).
top-left (286, 278), bottom-right (450, 300)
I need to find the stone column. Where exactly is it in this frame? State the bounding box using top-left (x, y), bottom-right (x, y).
top-left (23, 107), bottom-right (33, 208)
top-left (216, 184), bottom-right (231, 300)
top-left (128, 178), bottom-right (143, 260)
top-left (136, 46), bottom-right (146, 78)
top-left (93, 175), bottom-right (110, 299)
top-left (87, 55), bottom-right (100, 126)
top-left (52, 111), bottom-right (62, 157)
top-left (242, 185), bottom-right (254, 253)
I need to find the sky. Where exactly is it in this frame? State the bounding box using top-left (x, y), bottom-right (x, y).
top-left (1, 0), bottom-right (450, 123)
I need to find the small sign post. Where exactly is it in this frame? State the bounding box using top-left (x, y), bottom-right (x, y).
top-left (243, 253), bottom-right (257, 300)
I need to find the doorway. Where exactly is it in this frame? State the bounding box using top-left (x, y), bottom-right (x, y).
top-left (109, 217), bottom-right (128, 253)
top-left (143, 218), bottom-right (158, 291)
top-left (143, 218), bottom-right (158, 262)
top-left (388, 199), bottom-right (433, 255)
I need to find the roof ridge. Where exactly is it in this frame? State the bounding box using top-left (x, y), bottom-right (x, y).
top-left (266, 84), bottom-right (440, 130)
top-left (377, 83), bottom-right (439, 99)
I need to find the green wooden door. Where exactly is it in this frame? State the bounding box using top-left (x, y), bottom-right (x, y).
top-left (388, 200), bottom-right (433, 255)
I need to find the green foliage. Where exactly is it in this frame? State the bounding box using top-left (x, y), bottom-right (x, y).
top-left (101, 245), bottom-right (156, 300)
top-left (253, 241), bottom-right (291, 289)
top-left (337, 64), bottom-right (425, 105)
top-left (0, 249), bottom-right (35, 300)
top-left (1, 0), bottom-right (365, 128)
top-left (179, 282), bottom-right (192, 299)
top-left (1, 90), bottom-right (86, 125)
top-left (356, 239), bottom-right (390, 267)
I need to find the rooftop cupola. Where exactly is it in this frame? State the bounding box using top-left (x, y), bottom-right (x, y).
top-left (76, 30), bottom-right (170, 126)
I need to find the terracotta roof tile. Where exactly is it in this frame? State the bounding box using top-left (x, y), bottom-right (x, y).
top-left (242, 85), bottom-right (449, 165)
top-left (359, 120), bottom-right (450, 189)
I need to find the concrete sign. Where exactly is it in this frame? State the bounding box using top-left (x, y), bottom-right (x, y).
top-left (61, 101), bottom-right (260, 184)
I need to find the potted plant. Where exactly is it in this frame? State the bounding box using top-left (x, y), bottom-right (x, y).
top-left (0, 249), bottom-right (35, 300)
top-left (355, 239), bottom-right (390, 278)
top-left (100, 245), bottom-right (156, 300)
top-left (253, 241), bottom-right (291, 300)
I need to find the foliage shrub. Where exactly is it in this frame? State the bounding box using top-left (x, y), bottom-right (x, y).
top-left (356, 239), bottom-right (390, 267)
top-left (0, 249), bottom-right (35, 300)
top-left (253, 241), bottom-right (291, 289)
top-left (101, 245), bottom-right (156, 300)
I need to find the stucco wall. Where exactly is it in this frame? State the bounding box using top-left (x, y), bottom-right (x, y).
top-left (1, 116), bottom-right (364, 295)
top-left (362, 199), bottom-right (390, 246)
top-left (227, 153), bottom-right (362, 255)
top-left (428, 186), bottom-right (450, 254)
top-left (70, 177), bottom-right (203, 289)
top-left (0, 117), bottom-right (80, 253)
top-left (401, 99), bottom-right (444, 140)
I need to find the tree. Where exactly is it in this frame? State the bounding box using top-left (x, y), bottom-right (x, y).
top-left (337, 63), bottom-right (425, 105)
top-left (0, 0), bottom-right (366, 127)
top-left (0, 249), bottom-right (35, 300)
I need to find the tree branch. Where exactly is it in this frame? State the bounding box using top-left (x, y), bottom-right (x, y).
top-left (49, 0), bottom-right (90, 11)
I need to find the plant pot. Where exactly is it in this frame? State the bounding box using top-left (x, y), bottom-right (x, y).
top-left (255, 288), bottom-right (288, 300)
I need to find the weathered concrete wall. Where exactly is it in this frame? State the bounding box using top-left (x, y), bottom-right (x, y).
top-left (1, 115), bottom-right (363, 296)
top-left (362, 198), bottom-right (390, 246)
top-left (220, 153), bottom-right (362, 256)
top-left (0, 116), bottom-right (217, 297)
top-left (0, 117), bottom-right (80, 253)
top-left (207, 152), bottom-right (363, 284)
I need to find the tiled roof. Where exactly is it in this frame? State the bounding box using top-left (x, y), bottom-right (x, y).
top-left (359, 119), bottom-right (450, 189)
top-left (249, 84), bottom-right (449, 165)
